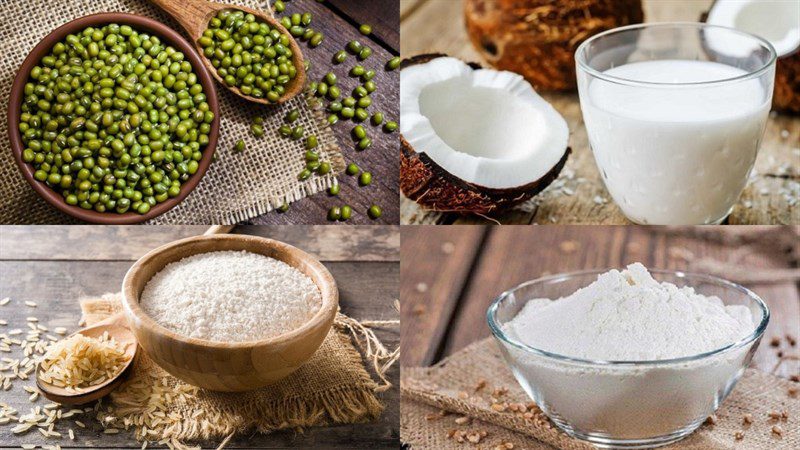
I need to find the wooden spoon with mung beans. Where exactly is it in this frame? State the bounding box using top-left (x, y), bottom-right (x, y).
top-left (149, 0), bottom-right (306, 104)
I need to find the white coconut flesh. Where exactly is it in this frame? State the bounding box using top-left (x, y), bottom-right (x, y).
top-left (400, 57), bottom-right (569, 190)
top-left (706, 0), bottom-right (800, 58)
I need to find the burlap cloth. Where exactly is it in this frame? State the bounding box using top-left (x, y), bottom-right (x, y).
top-left (401, 338), bottom-right (800, 450)
top-left (0, 0), bottom-right (344, 224)
top-left (80, 293), bottom-right (387, 447)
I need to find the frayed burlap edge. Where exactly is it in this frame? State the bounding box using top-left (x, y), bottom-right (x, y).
top-left (401, 338), bottom-right (800, 450)
top-left (80, 293), bottom-right (394, 446)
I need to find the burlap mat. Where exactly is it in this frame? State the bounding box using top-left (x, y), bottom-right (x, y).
top-left (0, 0), bottom-right (344, 224)
top-left (81, 293), bottom-right (385, 447)
top-left (401, 338), bottom-right (800, 450)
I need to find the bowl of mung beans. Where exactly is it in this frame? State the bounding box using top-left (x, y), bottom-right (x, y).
top-left (8, 13), bottom-right (219, 224)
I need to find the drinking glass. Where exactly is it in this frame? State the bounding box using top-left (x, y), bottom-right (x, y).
top-left (576, 23), bottom-right (776, 225)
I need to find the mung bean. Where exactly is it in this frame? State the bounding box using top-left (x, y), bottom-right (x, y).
top-left (367, 205), bottom-right (382, 219)
top-left (340, 205), bottom-right (352, 220)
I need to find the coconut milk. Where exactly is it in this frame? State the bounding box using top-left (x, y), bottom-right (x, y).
top-left (582, 60), bottom-right (771, 225)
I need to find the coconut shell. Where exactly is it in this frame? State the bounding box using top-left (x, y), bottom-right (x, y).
top-left (464, 0), bottom-right (644, 92)
top-left (400, 53), bottom-right (571, 214)
top-left (773, 54), bottom-right (800, 114)
top-left (701, 6), bottom-right (800, 115)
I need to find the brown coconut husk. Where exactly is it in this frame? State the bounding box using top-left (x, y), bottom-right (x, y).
top-left (464, 0), bottom-right (644, 92)
top-left (399, 54), bottom-right (571, 215)
top-left (701, 5), bottom-right (800, 114)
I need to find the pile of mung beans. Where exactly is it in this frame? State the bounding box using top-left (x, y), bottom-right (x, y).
top-left (18, 23), bottom-right (214, 215)
top-left (246, 1), bottom-right (400, 222)
top-left (199, 9), bottom-right (299, 101)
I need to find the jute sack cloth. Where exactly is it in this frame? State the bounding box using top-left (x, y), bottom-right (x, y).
top-left (401, 338), bottom-right (800, 450)
top-left (0, 0), bottom-right (343, 224)
top-left (81, 293), bottom-right (384, 446)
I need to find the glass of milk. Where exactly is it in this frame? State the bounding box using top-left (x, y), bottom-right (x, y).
top-left (576, 23), bottom-right (776, 225)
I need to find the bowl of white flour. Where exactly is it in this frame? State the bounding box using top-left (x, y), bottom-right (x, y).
top-left (487, 263), bottom-right (769, 448)
top-left (122, 234), bottom-right (338, 392)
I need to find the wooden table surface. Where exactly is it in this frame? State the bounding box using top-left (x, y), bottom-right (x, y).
top-left (249, 0), bottom-right (400, 225)
top-left (0, 225), bottom-right (400, 449)
top-left (400, 226), bottom-right (800, 383)
top-left (400, 0), bottom-right (800, 225)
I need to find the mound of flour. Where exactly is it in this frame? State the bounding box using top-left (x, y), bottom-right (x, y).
top-left (507, 263), bottom-right (754, 360)
top-left (140, 250), bottom-right (321, 342)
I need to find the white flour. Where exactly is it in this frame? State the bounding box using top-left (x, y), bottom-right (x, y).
top-left (500, 263), bottom-right (761, 442)
top-left (507, 263), bottom-right (754, 360)
top-left (140, 251), bottom-right (321, 342)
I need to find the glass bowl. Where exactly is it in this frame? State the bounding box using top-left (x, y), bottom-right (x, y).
top-left (487, 269), bottom-right (769, 449)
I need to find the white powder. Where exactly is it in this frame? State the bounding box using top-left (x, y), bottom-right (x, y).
top-left (507, 262), bottom-right (754, 360)
top-left (140, 251), bottom-right (321, 342)
top-left (499, 263), bottom-right (762, 443)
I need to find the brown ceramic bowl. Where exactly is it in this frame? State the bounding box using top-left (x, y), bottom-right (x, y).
top-left (7, 13), bottom-right (220, 224)
top-left (121, 234), bottom-right (339, 392)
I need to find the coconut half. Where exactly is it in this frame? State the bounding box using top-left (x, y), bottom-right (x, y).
top-left (400, 54), bottom-right (570, 214)
top-left (703, 0), bottom-right (800, 113)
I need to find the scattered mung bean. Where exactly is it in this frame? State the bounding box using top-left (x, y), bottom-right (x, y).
top-left (367, 205), bottom-right (382, 219)
top-left (347, 40), bottom-right (362, 54)
top-left (357, 137), bottom-right (372, 150)
top-left (387, 56), bottom-right (401, 70)
top-left (324, 72), bottom-right (337, 85)
top-left (291, 125), bottom-right (304, 140)
top-left (353, 125), bottom-right (367, 139)
top-left (340, 205), bottom-right (352, 220)
top-left (358, 47), bottom-right (372, 60)
top-left (305, 135), bottom-right (318, 149)
top-left (333, 50), bottom-right (347, 64)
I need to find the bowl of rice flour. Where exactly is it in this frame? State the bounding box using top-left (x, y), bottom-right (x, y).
top-left (487, 263), bottom-right (769, 448)
top-left (122, 234), bottom-right (338, 391)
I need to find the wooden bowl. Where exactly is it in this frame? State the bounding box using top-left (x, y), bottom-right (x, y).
top-left (121, 234), bottom-right (338, 391)
top-left (7, 13), bottom-right (220, 224)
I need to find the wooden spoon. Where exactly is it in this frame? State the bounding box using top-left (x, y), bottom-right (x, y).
top-left (149, 0), bottom-right (306, 105)
top-left (36, 313), bottom-right (137, 405)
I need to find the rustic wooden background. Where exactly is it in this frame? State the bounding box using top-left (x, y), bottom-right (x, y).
top-left (400, 0), bottom-right (799, 225)
top-left (400, 226), bottom-right (800, 383)
top-left (0, 225), bottom-right (399, 449)
top-left (249, 0), bottom-right (400, 225)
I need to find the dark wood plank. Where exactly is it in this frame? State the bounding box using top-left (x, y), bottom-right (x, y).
top-left (247, 0), bottom-right (399, 225)
top-left (327, 0), bottom-right (400, 51)
top-left (0, 225), bottom-right (400, 262)
top-left (0, 260), bottom-right (398, 449)
top-left (399, 225), bottom-right (487, 366)
top-left (403, 226), bottom-right (799, 380)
